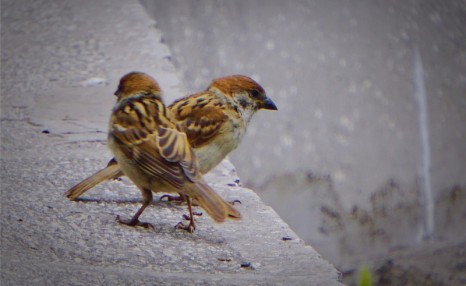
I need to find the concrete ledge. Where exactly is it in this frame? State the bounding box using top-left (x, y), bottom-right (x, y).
top-left (1, 0), bottom-right (341, 284)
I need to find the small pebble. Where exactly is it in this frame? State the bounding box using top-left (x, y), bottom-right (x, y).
top-left (240, 262), bottom-right (256, 270)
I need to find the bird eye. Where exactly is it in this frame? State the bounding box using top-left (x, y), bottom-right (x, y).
top-left (251, 89), bottom-right (260, 98)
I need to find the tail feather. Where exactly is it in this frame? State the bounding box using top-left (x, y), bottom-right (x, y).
top-left (65, 162), bottom-right (124, 200)
top-left (188, 179), bottom-right (241, 223)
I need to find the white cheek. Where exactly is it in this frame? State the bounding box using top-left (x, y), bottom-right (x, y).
top-left (241, 108), bottom-right (256, 125)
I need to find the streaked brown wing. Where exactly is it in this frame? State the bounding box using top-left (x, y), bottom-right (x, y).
top-left (176, 107), bottom-right (228, 148)
top-left (157, 126), bottom-right (198, 181)
top-left (110, 97), bottom-right (199, 189)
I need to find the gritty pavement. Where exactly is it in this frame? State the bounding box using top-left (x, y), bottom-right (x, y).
top-left (0, 0), bottom-right (341, 285)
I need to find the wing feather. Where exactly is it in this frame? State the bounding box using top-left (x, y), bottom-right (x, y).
top-left (110, 95), bottom-right (199, 190)
top-left (171, 105), bottom-right (228, 148)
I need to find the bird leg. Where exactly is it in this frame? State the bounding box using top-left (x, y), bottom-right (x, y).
top-left (117, 188), bottom-right (153, 229)
top-left (175, 196), bottom-right (196, 233)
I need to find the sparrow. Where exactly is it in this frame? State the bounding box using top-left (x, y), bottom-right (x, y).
top-left (65, 74), bottom-right (277, 201)
top-left (107, 72), bottom-right (241, 232)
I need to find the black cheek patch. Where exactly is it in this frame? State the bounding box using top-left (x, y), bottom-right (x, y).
top-left (239, 98), bottom-right (249, 109)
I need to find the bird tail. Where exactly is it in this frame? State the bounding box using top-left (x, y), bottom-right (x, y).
top-left (65, 160), bottom-right (124, 200)
top-left (188, 179), bottom-right (241, 223)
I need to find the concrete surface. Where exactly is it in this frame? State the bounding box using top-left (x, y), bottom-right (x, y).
top-left (140, 0), bottom-right (466, 280)
top-left (0, 0), bottom-right (341, 285)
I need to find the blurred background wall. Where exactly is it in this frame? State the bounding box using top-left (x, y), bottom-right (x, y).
top-left (140, 0), bottom-right (466, 275)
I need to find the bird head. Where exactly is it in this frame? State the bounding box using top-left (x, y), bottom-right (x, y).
top-left (208, 75), bottom-right (277, 113)
top-left (114, 72), bottom-right (162, 101)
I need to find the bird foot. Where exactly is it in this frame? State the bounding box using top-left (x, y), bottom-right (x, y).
top-left (159, 194), bottom-right (185, 203)
top-left (116, 215), bottom-right (154, 229)
top-left (182, 211), bottom-right (203, 220)
top-left (175, 221), bottom-right (196, 233)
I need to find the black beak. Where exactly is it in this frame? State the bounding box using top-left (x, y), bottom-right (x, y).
top-left (262, 97), bottom-right (278, 110)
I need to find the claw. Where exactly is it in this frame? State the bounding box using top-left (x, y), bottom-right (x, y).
top-left (159, 194), bottom-right (184, 202)
top-left (116, 215), bottom-right (154, 229)
top-left (175, 196), bottom-right (196, 232)
top-left (182, 211), bottom-right (202, 220)
top-left (175, 221), bottom-right (195, 233)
